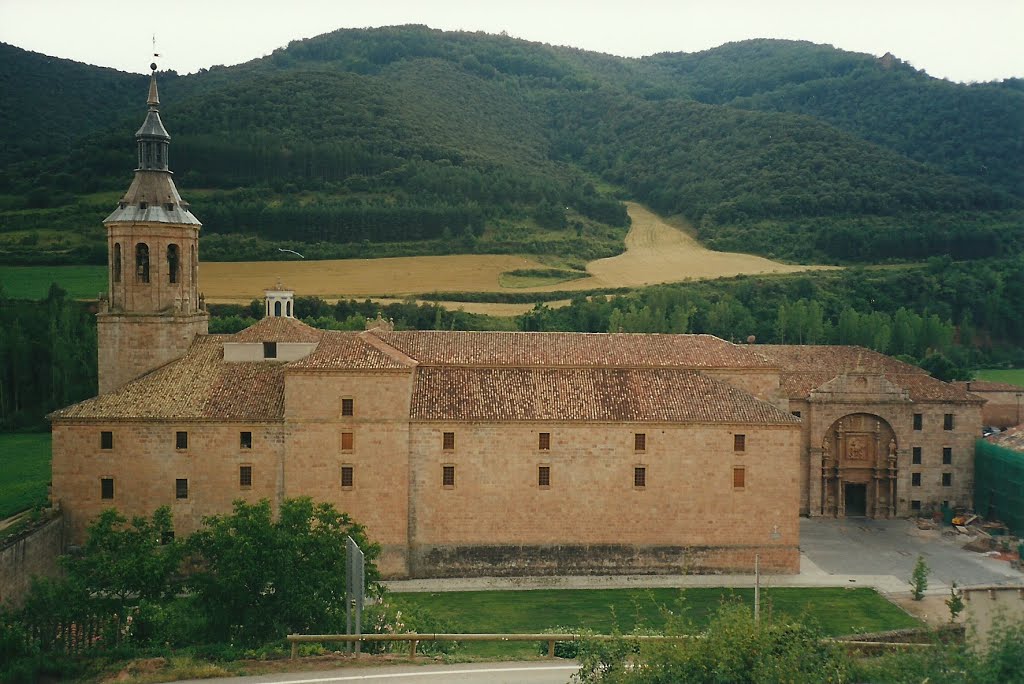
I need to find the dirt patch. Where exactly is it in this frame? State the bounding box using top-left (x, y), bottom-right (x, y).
top-left (890, 594), bottom-right (959, 628)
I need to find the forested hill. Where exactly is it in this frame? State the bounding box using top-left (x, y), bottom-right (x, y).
top-left (0, 26), bottom-right (1021, 266)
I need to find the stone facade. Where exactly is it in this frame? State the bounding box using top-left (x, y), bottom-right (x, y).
top-left (954, 381), bottom-right (1024, 429)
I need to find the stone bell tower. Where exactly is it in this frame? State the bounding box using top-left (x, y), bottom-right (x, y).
top-left (97, 64), bottom-right (208, 394)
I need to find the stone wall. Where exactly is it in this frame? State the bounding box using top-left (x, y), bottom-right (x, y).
top-left (97, 311), bottom-right (208, 394)
top-left (0, 515), bottom-right (64, 610)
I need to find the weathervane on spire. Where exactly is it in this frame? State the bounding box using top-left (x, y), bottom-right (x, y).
top-left (152, 34), bottom-right (161, 72)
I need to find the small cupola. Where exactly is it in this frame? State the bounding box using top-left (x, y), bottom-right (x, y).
top-left (136, 64), bottom-right (171, 171)
top-left (265, 281), bottom-right (295, 318)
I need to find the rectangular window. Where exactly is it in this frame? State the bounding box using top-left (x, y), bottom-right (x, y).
top-left (734, 434), bottom-right (746, 452)
top-left (943, 447), bottom-right (952, 465)
top-left (263, 341), bottom-right (277, 359)
top-left (175, 478), bottom-right (188, 499)
top-left (341, 465), bottom-right (354, 488)
top-left (101, 477), bottom-right (114, 500)
top-left (944, 414), bottom-right (954, 430)
top-left (341, 398), bottom-right (354, 416)
top-left (791, 411), bottom-right (801, 418)
top-left (443, 432), bottom-right (455, 450)
top-left (911, 500), bottom-right (921, 512)
top-left (175, 431), bottom-right (188, 450)
top-left (240, 431), bottom-right (252, 449)
top-left (913, 413), bottom-right (923, 431)
top-left (912, 447), bottom-right (922, 465)
top-left (634, 433), bottom-right (646, 451)
top-left (942, 472), bottom-right (952, 487)
top-left (161, 530), bottom-right (175, 545)
top-left (100, 431), bottom-right (113, 450)
top-left (442, 465), bottom-right (455, 487)
top-left (539, 433), bottom-right (550, 450)
top-left (538, 465), bottom-right (551, 487)
top-left (634, 466), bottom-right (647, 488)
top-left (341, 432), bottom-right (354, 451)
top-left (239, 465), bottom-right (252, 488)
top-left (911, 473), bottom-right (921, 487)
top-left (733, 466), bottom-right (746, 489)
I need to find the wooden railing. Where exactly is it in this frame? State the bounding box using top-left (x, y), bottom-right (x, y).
top-left (286, 632), bottom-right (935, 660)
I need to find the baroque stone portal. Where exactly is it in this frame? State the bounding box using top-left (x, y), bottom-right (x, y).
top-left (821, 413), bottom-right (897, 518)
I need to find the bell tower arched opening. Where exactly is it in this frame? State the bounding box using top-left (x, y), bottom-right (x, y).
top-left (820, 413), bottom-right (898, 518)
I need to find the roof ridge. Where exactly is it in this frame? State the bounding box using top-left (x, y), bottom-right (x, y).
top-left (356, 330), bottom-right (418, 367)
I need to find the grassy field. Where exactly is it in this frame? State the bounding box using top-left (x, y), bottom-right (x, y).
top-left (974, 368), bottom-right (1024, 387)
top-left (391, 587), bottom-right (919, 658)
top-left (0, 433), bottom-right (52, 519)
top-left (0, 265), bottom-right (105, 300)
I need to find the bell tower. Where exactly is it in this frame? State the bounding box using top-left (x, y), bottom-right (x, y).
top-left (97, 64), bottom-right (209, 394)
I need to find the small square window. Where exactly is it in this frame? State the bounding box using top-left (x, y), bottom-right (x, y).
top-left (538, 465), bottom-right (550, 487)
top-left (175, 478), bottom-right (188, 499)
top-left (175, 431), bottom-right (188, 450)
top-left (442, 465), bottom-right (455, 487)
top-left (100, 431), bottom-right (113, 450)
top-left (341, 398), bottom-right (354, 416)
top-left (911, 473), bottom-right (921, 486)
top-left (263, 341), bottom-right (277, 359)
top-left (101, 477), bottom-right (114, 500)
top-left (341, 432), bottom-right (354, 451)
top-left (943, 447), bottom-right (952, 465)
top-left (944, 414), bottom-right (954, 431)
top-left (634, 433), bottom-right (646, 451)
top-left (443, 432), bottom-right (455, 450)
top-left (240, 431), bottom-right (252, 449)
top-left (734, 434), bottom-right (746, 452)
top-left (239, 465), bottom-right (252, 488)
top-left (913, 413), bottom-right (922, 431)
top-left (911, 500), bottom-right (921, 511)
top-left (634, 466), bottom-right (646, 488)
top-left (733, 466), bottom-right (746, 489)
top-left (341, 465), bottom-right (354, 488)
top-left (912, 447), bottom-right (922, 464)
top-left (539, 433), bottom-right (550, 450)
top-left (161, 530), bottom-right (175, 545)
top-left (942, 472), bottom-right (952, 487)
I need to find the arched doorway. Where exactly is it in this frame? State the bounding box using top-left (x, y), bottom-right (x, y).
top-left (820, 413), bottom-right (898, 518)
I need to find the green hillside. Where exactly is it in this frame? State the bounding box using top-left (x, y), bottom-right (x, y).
top-left (1, 27), bottom-right (1021, 266)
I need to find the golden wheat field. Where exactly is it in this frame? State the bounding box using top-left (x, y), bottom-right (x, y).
top-left (201, 203), bottom-right (831, 313)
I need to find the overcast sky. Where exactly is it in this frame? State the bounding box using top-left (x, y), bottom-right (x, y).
top-left (1, 0), bottom-right (1021, 83)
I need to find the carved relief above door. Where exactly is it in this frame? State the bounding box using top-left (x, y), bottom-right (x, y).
top-left (820, 413), bottom-right (898, 518)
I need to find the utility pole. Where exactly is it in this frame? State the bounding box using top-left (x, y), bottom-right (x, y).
top-left (754, 554), bottom-right (760, 626)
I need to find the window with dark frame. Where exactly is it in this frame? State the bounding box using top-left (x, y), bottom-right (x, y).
top-left (539, 433), bottom-right (550, 450)
top-left (913, 413), bottom-right (923, 430)
top-left (341, 398), bottom-right (354, 416)
top-left (341, 465), bottom-right (354, 488)
top-left (944, 413), bottom-right (954, 430)
top-left (634, 466), bottom-right (646, 488)
top-left (175, 478), bottom-right (188, 499)
top-left (734, 434), bottom-right (746, 451)
top-left (442, 465), bottom-right (455, 487)
top-left (175, 431), bottom-right (188, 449)
top-left (240, 431), bottom-right (252, 449)
top-left (538, 465), bottom-right (550, 487)
top-left (443, 432), bottom-right (455, 450)
top-left (942, 472), bottom-right (952, 486)
top-left (911, 500), bottom-right (921, 511)
top-left (341, 432), bottom-right (354, 450)
top-left (101, 478), bottom-right (114, 500)
top-left (912, 447), bottom-right (922, 464)
top-left (911, 473), bottom-right (921, 486)
top-left (634, 433), bottom-right (646, 451)
top-left (263, 341), bottom-right (277, 359)
top-left (239, 465), bottom-right (252, 488)
top-left (100, 431), bottom-right (113, 450)
top-left (943, 447), bottom-right (952, 464)
top-left (733, 466), bottom-right (746, 489)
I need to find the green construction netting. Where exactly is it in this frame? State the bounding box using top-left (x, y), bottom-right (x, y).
top-left (974, 439), bottom-right (1024, 536)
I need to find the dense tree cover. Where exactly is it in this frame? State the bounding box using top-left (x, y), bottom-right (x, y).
top-left (1, 28), bottom-right (1020, 266)
top-left (0, 284), bottom-right (96, 430)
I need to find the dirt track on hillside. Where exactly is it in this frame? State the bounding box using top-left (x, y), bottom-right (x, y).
top-left (201, 203), bottom-right (829, 305)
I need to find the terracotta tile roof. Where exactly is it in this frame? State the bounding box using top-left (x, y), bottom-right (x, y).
top-left (758, 345), bottom-right (979, 403)
top-left (372, 331), bottom-right (772, 368)
top-left (956, 380), bottom-right (1024, 392)
top-left (51, 336), bottom-right (285, 422)
top-left (233, 316), bottom-right (324, 343)
top-left (410, 367), bottom-right (799, 424)
top-left (287, 331), bottom-right (415, 370)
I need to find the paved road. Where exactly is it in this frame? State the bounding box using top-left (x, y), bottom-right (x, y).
top-left (174, 662), bottom-right (580, 684)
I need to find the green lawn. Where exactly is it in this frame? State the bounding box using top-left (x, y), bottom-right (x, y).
top-left (0, 433), bottom-right (52, 519)
top-left (391, 587), bottom-right (919, 658)
top-left (0, 265), bottom-right (106, 300)
top-left (974, 368), bottom-right (1024, 388)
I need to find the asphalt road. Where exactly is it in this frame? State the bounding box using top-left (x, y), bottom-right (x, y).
top-left (174, 661), bottom-right (581, 684)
